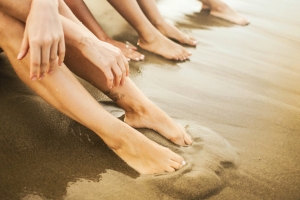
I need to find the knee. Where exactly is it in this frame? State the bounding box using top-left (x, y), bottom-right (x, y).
top-left (0, 10), bottom-right (25, 47)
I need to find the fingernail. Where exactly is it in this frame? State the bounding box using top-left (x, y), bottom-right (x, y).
top-left (39, 75), bottom-right (45, 80)
top-left (109, 85), bottom-right (113, 89)
top-left (193, 41), bottom-right (198, 44)
top-left (135, 58), bottom-right (139, 61)
top-left (182, 160), bottom-right (186, 166)
top-left (17, 53), bottom-right (22, 60)
top-left (31, 76), bottom-right (37, 81)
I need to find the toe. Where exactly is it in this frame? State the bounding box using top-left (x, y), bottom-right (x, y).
top-left (165, 166), bottom-right (176, 173)
top-left (170, 160), bottom-right (183, 170)
top-left (184, 133), bottom-right (193, 145)
top-left (187, 37), bottom-right (198, 46)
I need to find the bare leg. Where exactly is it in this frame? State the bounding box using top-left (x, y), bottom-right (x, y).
top-left (65, 46), bottom-right (193, 146)
top-left (200, 0), bottom-right (249, 26)
top-left (0, 10), bottom-right (186, 174)
top-left (137, 0), bottom-right (197, 46)
top-left (108, 0), bottom-right (192, 61)
top-left (64, 0), bottom-right (145, 61)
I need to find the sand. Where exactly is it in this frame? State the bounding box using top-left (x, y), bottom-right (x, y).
top-left (1, 0), bottom-right (300, 199)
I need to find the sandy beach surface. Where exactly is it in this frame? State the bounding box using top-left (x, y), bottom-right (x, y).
top-left (1, 0), bottom-right (300, 199)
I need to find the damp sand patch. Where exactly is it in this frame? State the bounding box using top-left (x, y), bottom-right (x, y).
top-left (65, 124), bottom-right (240, 199)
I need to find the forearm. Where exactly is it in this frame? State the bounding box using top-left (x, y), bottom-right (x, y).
top-left (58, 0), bottom-right (102, 42)
top-left (64, 0), bottom-right (110, 41)
top-left (60, 15), bottom-right (95, 48)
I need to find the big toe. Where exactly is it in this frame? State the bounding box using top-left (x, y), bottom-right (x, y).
top-left (179, 124), bottom-right (193, 145)
top-left (184, 133), bottom-right (193, 145)
top-left (240, 18), bottom-right (250, 26)
top-left (186, 37), bottom-right (198, 46)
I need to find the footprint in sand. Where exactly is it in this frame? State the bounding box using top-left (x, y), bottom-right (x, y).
top-left (138, 125), bottom-right (240, 199)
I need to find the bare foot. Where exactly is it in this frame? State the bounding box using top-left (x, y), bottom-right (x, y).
top-left (155, 21), bottom-right (198, 46)
top-left (200, 1), bottom-right (249, 26)
top-left (108, 121), bottom-right (186, 174)
top-left (137, 31), bottom-right (191, 61)
top-left (201, 2), bottom-right (211, 10)
top-left (123, 100), bottom-right (193, 146)
top-left (105, 38), bottom-right (145, 61)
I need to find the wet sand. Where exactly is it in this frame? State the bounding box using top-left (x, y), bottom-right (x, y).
top-left (1, 0), bottom-right (300, 199)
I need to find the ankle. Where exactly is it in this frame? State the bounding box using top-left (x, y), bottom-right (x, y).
top-left (124, 100), bottom-right (154, 118)
top-left (138, 34), bottom-right (156, 45)
top-left (210, 2), bottom-right (227, 12)
top-left (154, 22), bottom-right (168, 35)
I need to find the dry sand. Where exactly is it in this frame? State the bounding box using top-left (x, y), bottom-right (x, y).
top-left (0, 0), bottom-right (300, 199)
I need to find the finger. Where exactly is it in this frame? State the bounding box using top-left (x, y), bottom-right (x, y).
top-left (48, 41), bottom-right (58, 74)
top-left (29, 45), bottom-right (41, 80)
top-left (40, 43), bottom-right (52, 80)
top-left (17, 31), bottom-right (29, 60)
top-left (57, 36), bottom-right (65, 66)
top-left (112, 63), bottom-right (122, 87)
top-left (116, 56), bottom-right (127, 85)
top-left (103, 70), bottom-right (114, 89)
top-left (120, 52), bottom-right (129, 77)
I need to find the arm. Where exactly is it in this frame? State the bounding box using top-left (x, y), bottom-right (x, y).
top-left (0, 0), bottom-right (65, 80)
top-left (0, 0), bottom-right (129, 87)
top-left (64, 0), bottom-right (110, 41)
top-left (61, 15), bottom-right (129, 87)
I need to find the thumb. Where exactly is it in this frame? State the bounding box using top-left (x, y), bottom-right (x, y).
top-left (17, 30), bottom-right (29, 60)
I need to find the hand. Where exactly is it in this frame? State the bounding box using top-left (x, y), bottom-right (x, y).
top-left (17, 0), bottom-right (65, 80)
top-left (79, 36), bottom-right (129, 89)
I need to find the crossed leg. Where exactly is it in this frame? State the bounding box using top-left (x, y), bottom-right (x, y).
top-left (200, 0), bottom-right (249, 26)
top-left (0, 10), bottom-right (190, 174)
